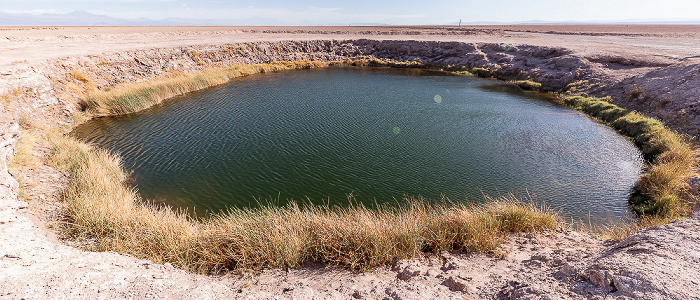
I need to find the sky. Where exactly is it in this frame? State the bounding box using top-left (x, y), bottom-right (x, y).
top-left (2, 0), bottom-right (700, 25)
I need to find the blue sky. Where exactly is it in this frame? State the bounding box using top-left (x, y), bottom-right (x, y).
top-left (2, 0), bottom-right (700, 25)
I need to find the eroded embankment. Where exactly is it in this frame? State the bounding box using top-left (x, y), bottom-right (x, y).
top-left (36, 39), bottom-right (700, 136)
top-left (1, 39), bottom-right (699, 299)
top-left (45, 39), bottom-right (697, 214)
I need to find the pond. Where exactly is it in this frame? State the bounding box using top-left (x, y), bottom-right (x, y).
top-left (72, 67), bottom-right (643, 223)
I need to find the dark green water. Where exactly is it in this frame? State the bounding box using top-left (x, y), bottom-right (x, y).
top-left (72, 67), bottom-right (643, 222)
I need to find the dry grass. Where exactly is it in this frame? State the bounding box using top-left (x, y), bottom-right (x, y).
top-left (0, 93), bottom-right (8, 105)
top-left (48, 133), bottom-right (558, 273)
top-left (84, 60), bottom-right (329, 116)
top-left (511, 80), bottom-right (542, 90)
top-left (0, 87), bottom-right (28, 106)
top-left (452, 70), bottom-right (475, 77)
top-left (70, 70), bottom-right (96, 91)
top-left (564, 96), bottom-right (696, 219)
top-left (8, 128), bottom-right (41, 173)
top-left (594, 215), bottom-right (676, 242)
top-left (44, 63), bottom-right (695, 274)
top-left (198, 196), bottom-right (557, 272)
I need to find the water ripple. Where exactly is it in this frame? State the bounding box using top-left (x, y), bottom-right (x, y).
top-left (71, 68), bottom-right (643, 223)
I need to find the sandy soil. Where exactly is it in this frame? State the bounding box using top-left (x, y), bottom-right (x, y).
top-left (1, 26), bottom-right (700, 299)
top-left (1, 25), bottom-right (699, 69)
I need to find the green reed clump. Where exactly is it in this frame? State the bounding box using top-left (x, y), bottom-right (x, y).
top-left (564, 96), bottom-right (695, 218)
top-left (511, 80), bottom-right (542, 90)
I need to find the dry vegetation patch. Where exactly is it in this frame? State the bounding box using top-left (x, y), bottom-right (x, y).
top-left (40, 61), bottom-right (562, 274)
top-left (84, 60), bottom-right (328, 116)
top-left (564, 96), bottom-right (696, 225)
top-left (48, 131), bottom-right (558, 273)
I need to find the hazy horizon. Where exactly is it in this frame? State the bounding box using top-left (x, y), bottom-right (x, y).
top-left (2, 0), bottom-right (700, 26)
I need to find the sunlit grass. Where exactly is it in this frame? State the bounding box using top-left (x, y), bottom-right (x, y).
top-left (564, 96), bottom-right (696, 219)
top-left (511, 80), bottom-right (542, 90)
top-left (48, 132), bottom-right (558, 272)
top-left (85, 60), bottom-right (329, 116)
top-left (40, 61), bottom-right (697, 274)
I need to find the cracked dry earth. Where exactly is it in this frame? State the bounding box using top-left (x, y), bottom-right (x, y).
top-left (1, 26), bottom-right (700, 299)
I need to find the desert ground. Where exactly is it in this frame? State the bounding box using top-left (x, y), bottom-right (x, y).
top-left (1, 25), bottom-right (699, 68)
top-left (1, 26), bottom-right (699, 299)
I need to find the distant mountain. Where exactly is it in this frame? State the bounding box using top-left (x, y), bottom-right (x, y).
top-left (2, 10), bottom-right (700, 27)
top-left (515, 19), bottom-right (700, 25)
top-left (0, 11), bottom-right (143, 26)
top-left (0, 10), bottom-right (289, 26)
top-left (447, 19), bottom-right (700, 26)
top-left (347, 23), bottom-right (393, 26)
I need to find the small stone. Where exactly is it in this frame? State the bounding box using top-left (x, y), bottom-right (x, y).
top-left (351, 290), bottom-right (365, 299)
top-left (586, 269), bottom-right (612, 288)
top-left (441, 261), bottom-right (457, 271)
top-left (555, 263), bottom-right (578, 282)
top-left (3, 253), bottom-right (20, 259)
top-left (531, 254), bottom-right (548, 262)
top-left (397, 268), bottom-right (421, 281)
top-left (441, 276), bottom-right (470, 292)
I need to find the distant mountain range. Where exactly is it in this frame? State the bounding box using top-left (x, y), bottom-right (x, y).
top-left (446, 19), bottom-right (700, 26)
top-left (1, 10), bottom-right (700, 26)
top-left (0, 10), bottom-right (288, 26)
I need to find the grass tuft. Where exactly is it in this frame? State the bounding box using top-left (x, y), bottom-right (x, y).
top-left (8, 128), bottom-right (41, 173)
top-left (564, 96), bottom-right (696, 218)
top-left (85, 61), bottom-right (329, 116)
top-left (44, 65), bottom-right (695, 274)
top-left (511, 80), bottom-right (542, 90)
top-left (593, 215), bottom-right (676, 242)
top-left (47, 133), bottom-right (558, 272)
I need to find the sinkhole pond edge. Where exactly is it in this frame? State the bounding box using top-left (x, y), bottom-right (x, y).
top-left (43, 60), bottom-right (696, 273)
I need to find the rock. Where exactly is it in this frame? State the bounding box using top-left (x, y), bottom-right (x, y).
top-left (396, 267), bottom-right (421, 281)
top-left (555, 263), bottom-right (579, 282)
top-left (497, 281), bottom-right (545, 300)
top-left (582, 218), bottom-right (700, 299)
top-left (441, 261), bottom-right (457, 271)
top-left (585, 268), bottom-right (612, 288)
top-left (394, 261), bottom-right (423, 281)
top-left (351, 289), bottom-right (365, 299)
top-left (609, 274), bottom-right (640, 296)
top-left (441, 276), bottom-right (471, 292)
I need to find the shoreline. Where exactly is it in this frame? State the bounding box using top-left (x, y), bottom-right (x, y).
top-left (1, 26), bottom-right (699, 299)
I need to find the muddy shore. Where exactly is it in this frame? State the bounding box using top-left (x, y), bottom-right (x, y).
top-left (1, 26), bottom-right (699, 299)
